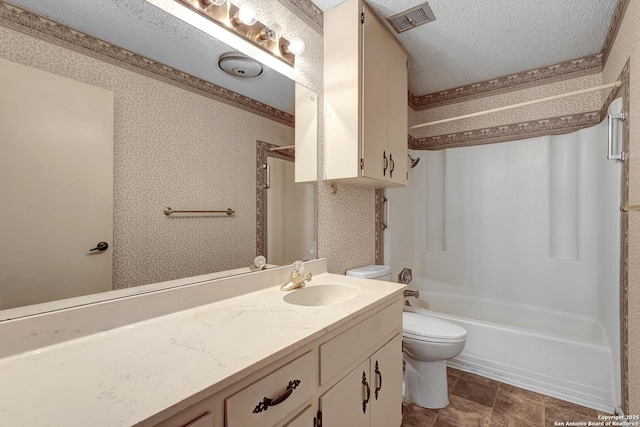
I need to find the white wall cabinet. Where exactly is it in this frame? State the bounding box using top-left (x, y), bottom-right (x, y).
top-left (324, 0), bottom-right (408, 188)
top-left (153, 299), bottom-right (403, 427)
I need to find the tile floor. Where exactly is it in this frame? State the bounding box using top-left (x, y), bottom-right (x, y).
top-left (402, 368), bottom-right (610, 427)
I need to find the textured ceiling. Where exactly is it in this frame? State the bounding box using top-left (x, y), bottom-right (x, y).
top-left (8, 0), bottom-right (295, 114)
top-left (9, 0), bottom-right (618, 108)
top-left (313, 0), bottom-right (617, 95)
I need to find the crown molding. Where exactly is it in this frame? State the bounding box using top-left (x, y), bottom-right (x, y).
top-left (409, 54), bottom-right (602, 111)
top-left (0, 1), bottom-right (294, 127)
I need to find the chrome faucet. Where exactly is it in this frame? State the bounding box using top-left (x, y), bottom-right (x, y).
top-left (280, 260), bottom-right (312, 291)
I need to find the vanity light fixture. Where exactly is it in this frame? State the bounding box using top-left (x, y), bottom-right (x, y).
top-left (201, 0), bottom-right (226, 6)
top-left (282, 37), bottom-right (305, 55)
top-left (176, 0), bottom-right (304, 67)
top-left (234, 4), bottom-right (257, 26)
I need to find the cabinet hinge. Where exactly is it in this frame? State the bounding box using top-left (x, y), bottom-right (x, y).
top-left (360, 158), bottom-right (364, 169)
top-left (361, 12), bottom-right (365, 23)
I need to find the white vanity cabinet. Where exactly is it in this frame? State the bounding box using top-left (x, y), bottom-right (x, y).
top-left (154, 299), bottom-right (403, 427)
top-left (324, 0), bottom-right (408, 188)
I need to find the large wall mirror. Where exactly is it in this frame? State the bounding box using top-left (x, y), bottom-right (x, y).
top-left (0, 0), bottom-right (318, 319)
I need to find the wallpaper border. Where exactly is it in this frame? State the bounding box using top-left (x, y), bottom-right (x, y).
top-left (256, 141), bottom-right (296, 261)
top-left (0, 1), bottom-right (294, 127)
top-left (374, 189), bottom-right (384, 266)
top-left (408, 112), bottom-right (601, 151)
top-left (614, 59), bottom-right (630, 414)
top-left (409, 54), bottom-right (603, 111)
top-left (601, 0), bottom-right (630, 65)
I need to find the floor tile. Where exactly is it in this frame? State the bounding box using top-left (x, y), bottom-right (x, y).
top-left (447, 372), bottom-right (459, 390)
top-left (490, 409), bottom-right (540, 427)
top-left (460, 371), bottom-right (500, 388)
top-left (450, 376), bottom-right (499, 407)
top-left (402, 401), bottom-right (437, 427)
top-left (499, 383), bottom-right (545, 403)
top-left (544, 395), bottom-right (598, 424)
top-left (447, 367), bottom-right (463, 377)
top-left (494, 387), bottom-right (545, 425)
top-left (437, 395), bottom-right (492, 427)
top-left (433, 414), bottom-right (490, 427)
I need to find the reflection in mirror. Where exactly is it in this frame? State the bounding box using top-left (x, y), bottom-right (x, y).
top-left (256, 142), bottom-right (317, 265)
top-left (0, 0), bottom-right (317, 317)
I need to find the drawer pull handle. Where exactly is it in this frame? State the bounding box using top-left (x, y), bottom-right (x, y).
top-left (374, 361), bottom-right (382, 399)
top-left (362, 371), bottom-right (371, 413)
top-left (252, 379), bottom-right (301, 414)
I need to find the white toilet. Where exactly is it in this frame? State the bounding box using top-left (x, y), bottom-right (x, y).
top-left (402, 312), bottom-right (467, 409)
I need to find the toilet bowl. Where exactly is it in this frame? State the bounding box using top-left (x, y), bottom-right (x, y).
top-left (402, 311), bottom-right (467, 409)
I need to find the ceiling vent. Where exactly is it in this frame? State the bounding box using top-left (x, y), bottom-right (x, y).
top-left (386, 2), bottom-right (436, 34)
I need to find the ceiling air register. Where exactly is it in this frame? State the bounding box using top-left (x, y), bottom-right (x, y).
top-left (386, 2), bottom-right (436, 33)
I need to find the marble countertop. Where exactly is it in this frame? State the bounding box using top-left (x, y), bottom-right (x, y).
top-left (0, 272), bottom-right (404, 426)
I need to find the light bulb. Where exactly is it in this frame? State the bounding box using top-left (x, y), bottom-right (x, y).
top-left (201, 0), bottom-right (225, 6)
top-left (237, 4), bottom-right (258, 26)
top-left (285, 37), bottom-right (305, 55)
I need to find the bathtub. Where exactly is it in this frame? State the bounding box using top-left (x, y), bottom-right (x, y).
top-left (409, 292), bottom-right (616, 413)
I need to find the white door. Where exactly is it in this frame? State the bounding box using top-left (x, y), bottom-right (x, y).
top-left (0, 58), bottom-right (114, 309)
top-left (319, 359), bottom-right (370, 427)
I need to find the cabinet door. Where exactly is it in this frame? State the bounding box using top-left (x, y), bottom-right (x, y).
top-left (319, 359), bottom-right (370, 427)
top-left (284, 405), bottom-right (315, 427)
top-left (361, 4), bottom-right (390, 182)
top-left (385, 37), bottom-right (408, 186)
top-left (370, 335), bottom-right (403, 427)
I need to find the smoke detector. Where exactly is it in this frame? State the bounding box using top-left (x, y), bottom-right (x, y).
top-left (386, 2), bottom-right (436, 34)
top-left (218, 52), bottom-right (263, 78)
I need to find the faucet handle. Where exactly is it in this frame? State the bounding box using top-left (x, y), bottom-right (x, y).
top-left (292, 260), bottom-right (305, 274)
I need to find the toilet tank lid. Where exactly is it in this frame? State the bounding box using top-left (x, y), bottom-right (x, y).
top-left (345, 265), bottom-right (391, 279)
top-left (403, 312), bottom-right (467, 341)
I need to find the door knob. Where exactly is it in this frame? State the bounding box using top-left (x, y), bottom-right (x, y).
top-left (89, 242), bottom-right (109, 252)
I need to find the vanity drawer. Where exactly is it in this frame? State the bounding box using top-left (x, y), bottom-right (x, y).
top-left (225, 350), bottom-right (316, 427)
top-left (320, 299), bottom-right (402, 384)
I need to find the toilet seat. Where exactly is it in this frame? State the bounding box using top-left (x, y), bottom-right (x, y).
top-left (403, 312), bottom-right (467, 343)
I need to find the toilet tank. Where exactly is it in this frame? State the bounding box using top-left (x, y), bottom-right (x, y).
top-left (345, 265), bottom-right (392, 282)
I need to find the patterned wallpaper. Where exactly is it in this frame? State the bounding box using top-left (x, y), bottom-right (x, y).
top-left (601, 0), bottom-right (640, 413)
top-left (0, 25), bottom-right (294, 288)
top-left (409, 73), bottom-right (604, 140)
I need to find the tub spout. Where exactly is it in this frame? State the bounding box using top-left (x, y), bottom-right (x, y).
top-left (404, 289), bottom-right (419, 298)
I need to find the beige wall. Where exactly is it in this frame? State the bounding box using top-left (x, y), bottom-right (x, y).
top-left (0, 25), bottom-right (294, 288)
top-left (602, 0), bottom-right (640, 412)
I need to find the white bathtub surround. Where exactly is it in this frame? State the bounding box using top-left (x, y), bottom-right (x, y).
top-left (387, 100), bottom-right (623, 412)
top-left (0, 260), bottom-right (405, 426)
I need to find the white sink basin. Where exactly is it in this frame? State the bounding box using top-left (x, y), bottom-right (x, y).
top-left (283, 284), bottom-right (360, 306)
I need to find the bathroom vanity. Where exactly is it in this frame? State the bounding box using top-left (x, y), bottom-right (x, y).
top-left (0, 259), bottom-right (405, 427)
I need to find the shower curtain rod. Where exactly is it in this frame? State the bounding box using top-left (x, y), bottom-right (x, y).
top-left (409, 81), bottom-right (622, 130)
